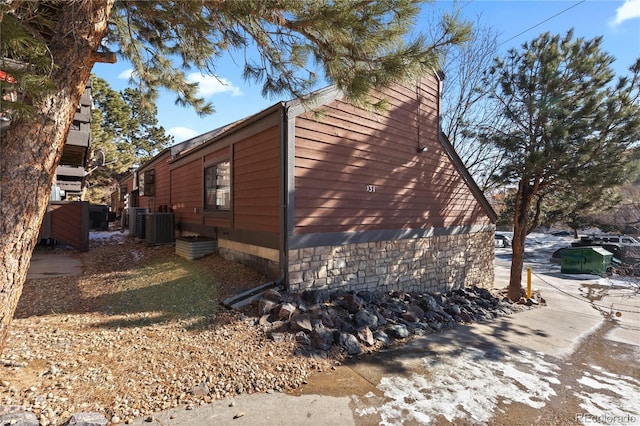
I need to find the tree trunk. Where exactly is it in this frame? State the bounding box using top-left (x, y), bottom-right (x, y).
top-left (508, 179), bottom-right (534, 301)
top-left (0, 1), bottom-right (113, 354)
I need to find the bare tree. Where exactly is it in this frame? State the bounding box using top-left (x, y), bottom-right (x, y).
top-left (426, 9), bottom-right (507, 190)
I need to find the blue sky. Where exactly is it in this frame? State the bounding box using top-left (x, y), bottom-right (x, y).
top-left (92, 0), bottom-right (640, 144)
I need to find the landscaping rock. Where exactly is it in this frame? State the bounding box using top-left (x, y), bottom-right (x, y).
top-left (254, 285), bottom-right (541, 363)
top-left (278, 303), bottom-right (297, 320)
top-left (354, 308), bottom-right (378, 329)
top-left (290, 313), bottom-right (313, 332)
top-left (387, 324), bottom-right (410, 339)
top-left (339, 332), bottom-right (362, 355)
top-left (312, 329), bottom-right (335, 351)
top-left (258, 299), bottom-right (277, 316)
top-left (373, 330), bottom-right (392, 347)
top-left (262, 288), bottom-right (283, 302)
top-left (0, 409), bottom-right (39, 426)
top-left (65, 412), bottom-right (108, 426)
top-left (357, 326), bottom-right (375, 346)
top-left (295, 331), bottom-right (312, 346)
top-left (302, 289), bottom-right (330, 305)
top-left (342, 294), bottom-right (364, 314)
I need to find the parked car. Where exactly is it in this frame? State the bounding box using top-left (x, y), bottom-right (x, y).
top-left (551, 230), bottom-right (573, 237)
top-left (495, 234), bottom-right (512, 248)
top-left (588, 235), bottom-right (640, 245)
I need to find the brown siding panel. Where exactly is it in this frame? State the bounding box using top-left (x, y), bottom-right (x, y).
top-left (294, 75), bottom-right (489, 234)
top-left (204, 147), bottom-right (230, 164)
top-left (171, 159), bottom-right (203, 225)
top-left (233, 126), bottom-right (281, 233)
top-left (155, 157), bottom-right (170, 208)
top-left (46, 201), bottom-right (89, 252)
top-left (138, 151), bottom-right (171, 212)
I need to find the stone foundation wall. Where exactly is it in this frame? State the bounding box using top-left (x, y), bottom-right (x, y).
top-left (287, 230), bottom-right (495, 293)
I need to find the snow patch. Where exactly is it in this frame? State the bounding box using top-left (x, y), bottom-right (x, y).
top-left (356, 348), bottom-right (559, 425)
top-left (90, 230), bottom-right (128, 243)
top-left (576, 368), bottom-right (640, 424)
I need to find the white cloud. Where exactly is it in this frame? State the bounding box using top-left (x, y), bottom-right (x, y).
top-left (186, 73), bottom-right (243, 97)
top-left (610, 0), bottom-right (640, 26)
top-left (168, 126), bottom-right (199, 142)
top-left (117, 68), bottom-right (134, 80)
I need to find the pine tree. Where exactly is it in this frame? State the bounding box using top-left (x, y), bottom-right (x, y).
top-left (86, 77), bottom-right (172, 204)
top-left (0, 1), bottom-right (469, 352)
top-left (478, 30), bottom-right (640, 300)
top-left (120, 88), bottom-right (172, 162)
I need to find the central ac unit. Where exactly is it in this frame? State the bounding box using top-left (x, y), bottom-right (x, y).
top-left (145, 213), bottom-right (175, 244)
top-left (128, 207), bottom-right (148, 237)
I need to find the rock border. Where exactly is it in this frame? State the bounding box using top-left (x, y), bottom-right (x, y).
top-left (254, 286), bottom-right (544, 356)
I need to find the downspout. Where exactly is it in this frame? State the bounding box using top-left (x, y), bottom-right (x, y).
top-left (279, 103), bottom-right (289, 290)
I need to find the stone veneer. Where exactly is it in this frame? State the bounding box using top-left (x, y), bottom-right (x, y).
top-left (287, 230), bottom-right (495, 293)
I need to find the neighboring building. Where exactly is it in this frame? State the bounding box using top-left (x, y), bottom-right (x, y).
top-left (40, 81), bottom-right (93, 251)
top-left (2, 60), bottom-right (93, 250)
top-left (111, 171), bottom-right (134, 220)
top-left (51, 81), bottom-right (92, 200)
top-left (124, 73), bottom-right (497, 293)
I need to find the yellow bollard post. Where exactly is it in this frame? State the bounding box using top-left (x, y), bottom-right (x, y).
top-left (527, 267), bottom-right (532, 299)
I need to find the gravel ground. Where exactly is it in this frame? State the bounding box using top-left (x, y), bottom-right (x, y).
top-left (0, 235), bottom-right (335, 425)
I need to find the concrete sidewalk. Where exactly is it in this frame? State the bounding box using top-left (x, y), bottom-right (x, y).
top-left (126, 255), bottom-right (640, 425)
top-left (27, 253), bottom-right (83, 279)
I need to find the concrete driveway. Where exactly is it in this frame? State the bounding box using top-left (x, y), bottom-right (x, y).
top-left (129, 236), bottom-right (640, 425)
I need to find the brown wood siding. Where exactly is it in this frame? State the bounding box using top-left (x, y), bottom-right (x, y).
top-left (170, 159), bottom-right (204, 226)
top-left (42, 201), bottom-right (89, 251)
top-left (154, 157), bottom-right (170, 209)
top-left (233, 126), bottom-right (281, 232)
top-left (294, 75), bottom-right (489, 234)
top-left (138, 152), bottom-right (171, 212)
top-left (204, 147), bottom-right (230, 164)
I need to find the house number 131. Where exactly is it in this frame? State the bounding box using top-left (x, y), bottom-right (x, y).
top-left (366, 184), bottom-right (376, 193)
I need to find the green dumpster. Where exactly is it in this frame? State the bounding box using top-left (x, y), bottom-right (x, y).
top-left (560, 247), bottom-right (613, 275)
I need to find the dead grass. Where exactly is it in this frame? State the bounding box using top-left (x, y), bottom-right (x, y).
top-left (1, 235), bottom-right (327, 424)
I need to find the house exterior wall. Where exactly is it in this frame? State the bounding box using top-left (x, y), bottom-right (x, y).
top-left (287, 75), bottom-right (495, 293)
top-left (168, 112), bottom-right (283, 278)
top-left (120, 74), bottom-right (495, 291)
top-left (203, 146), bottom-right (232, 230)
top-left (233, 126), bottom-right (280, 233)
top-left (114, 173), bottom-right (135, 222)
top-left (287, 228), bottom-right (494, 293)
top-left (293, 76), bottom-right (489, 234)
top-left (137, 150), bottom-right (171, 212)
top-left (170, 158), bottom-right (203, 232)
top-left (39, 201), bottom-right (90, 252)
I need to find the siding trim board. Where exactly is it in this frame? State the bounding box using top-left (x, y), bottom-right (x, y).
top-left (288, 224), bottom-right (495, 250)
top-left (438, 132), bottom-right (498, 222)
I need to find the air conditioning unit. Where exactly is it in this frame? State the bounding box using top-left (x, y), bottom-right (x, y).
top-left (128, 207), bottom-right (148, 237)
top-left (145, 213), bottom-right (175, 244)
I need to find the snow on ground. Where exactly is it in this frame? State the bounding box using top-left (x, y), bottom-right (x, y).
top-left (497, 232), bottom-right (640, 288)
top-left (576, 366), bottom-right (640, 425)
top-left (89, 230), bottom-right (128, 243)
top-left (353, 232), bottom-right (640, 425)
top-left (355, 348), bottom-right (560, 425)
